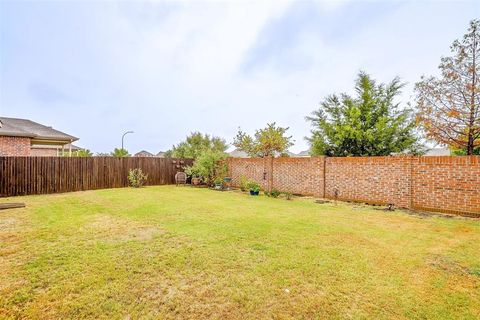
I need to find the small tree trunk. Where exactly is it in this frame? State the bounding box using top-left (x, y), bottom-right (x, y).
top-left (467, 133), bottom-right (474, 155)
top-left (468, 28), bottom-right (477, 156)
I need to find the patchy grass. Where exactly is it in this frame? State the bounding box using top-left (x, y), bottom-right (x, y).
top-left (1, 186), bottom-right (479, 319)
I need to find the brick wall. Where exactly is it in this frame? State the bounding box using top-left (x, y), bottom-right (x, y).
top-left (272, 157), bottom-right (324, 196)
top-left (0, 136), bottom-right (31, 156)
top-left (325, 156), bottom-right (412, 208)
top-left (412, 156), bottom-right (480, 215)
top-left (227, 157), bottom-right (269, 190)
top-left (226, 156), bottom-right (480, 216)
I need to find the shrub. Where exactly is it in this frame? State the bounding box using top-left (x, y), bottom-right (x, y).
top-left (184, 166), bottom-right (200, 178)
top-left (240, 176), bottom-right (249, 191)
top-left (214, 176), bottom-right (223, 185)
top-left (246, 180), bottom-right (260, 192)
top-left (265, 188), bottom-right (281, 198)
top-left (186, 150), bottom-right (227, 185)
top-left (283, 192), bottom-right (293, 200)
top-left (128, 168), bottom-right (148, 188)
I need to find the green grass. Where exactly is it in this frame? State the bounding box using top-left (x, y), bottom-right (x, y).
top-left (1, 186), bottom-right (479, 319)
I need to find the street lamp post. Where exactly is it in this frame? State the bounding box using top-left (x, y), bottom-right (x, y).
top-left (121, 131), bottom-right (134, 150)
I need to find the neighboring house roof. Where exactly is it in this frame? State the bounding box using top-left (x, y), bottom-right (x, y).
top-left (297, 150), bottom-right (310, 157)
top-left (134, 150), bottom-right (154, 157)
top-left (284, 151), bottom-right (297, 157)
top-left (157, 151), bottom-right (166, 157)
top-left (425, 147), bottom-right (451, 156)
top-left (0, 117), bottom-right (78, 142)
top-left (228, 148), bottom-right (249, 158)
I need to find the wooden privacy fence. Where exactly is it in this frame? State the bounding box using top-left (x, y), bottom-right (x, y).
top-left (0, 157), bottom-right (193, 197)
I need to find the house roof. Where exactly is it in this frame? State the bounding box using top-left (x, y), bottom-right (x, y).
top-left (425, 147), bottom-right (451, 156)
top-left (0, 117), bottom-right (78, 142)
top-left (134, 150), bottom-right (154, 157)
top-left (297, 150), bottom-right (310, 157)
top-left (228, 148), bottom-right (249, 158)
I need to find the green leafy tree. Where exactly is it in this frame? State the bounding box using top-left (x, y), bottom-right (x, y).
top-left (111, 148), bottom-right (130, 157)
top-left (415, 19), bottom-right (480, 155)
top-left (163, 150), bottom-right (173, 158)
top-left (75, 149), bottom-right (93, 157)
top-left (233, 123), bottom-right (294, 157)
top-left (451, 147), bottom-right (480, 155)
top-left (306, 72), bottom-right (422, 156)
top-left (169, 132), bottom-right (227, 159)
top-left (184, 150), bottom-right (227, 184)
top-left (60, 149), bottom-right (93, 157)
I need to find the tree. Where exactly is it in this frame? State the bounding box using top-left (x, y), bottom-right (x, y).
top-left (451, 146), bottom-right (480, 155)
top-left (168, 132), bottom-right (228, 159)
top-left (75, 149), bottom-right (93, 157)
top-left (415, 19), bottom-right (480, 155)
top-left (111, 148), bottom-right (130, 157)
top-left (306, 72), bottom-right (422, 156)
top-left (60, 149), bottom-right (93, 157)
top-left (233, 123), bottom-right (294, 157)
top-left (184, 150), bottom-right (227, 184)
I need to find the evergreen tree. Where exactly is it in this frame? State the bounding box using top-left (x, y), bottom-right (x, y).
top-left (307, 72), bottom-right (422, 156)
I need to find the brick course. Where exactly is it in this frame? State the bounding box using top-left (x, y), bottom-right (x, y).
top-left (226, 156), bottom-right (480, 216)
top-left (0, 136), bottom-right (31, 156)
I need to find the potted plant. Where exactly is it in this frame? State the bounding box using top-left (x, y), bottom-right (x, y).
top-left (223, 176), bottom-right (232, 190)
top-left (214, 176), bottom-right (223, 190)
top-left (191, 175), bottom-right (202, 186)
top-left (247, 180), bottom-right (260, 196)
top-left (185, 166), bottom-right (202, 185)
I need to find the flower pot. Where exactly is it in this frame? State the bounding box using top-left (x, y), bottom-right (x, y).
top-left (214, 182), bottom-right (222, 190)
top-left (249, 190), bottom-right (259, 196)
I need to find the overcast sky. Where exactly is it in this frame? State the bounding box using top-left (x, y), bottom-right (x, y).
top-left (0, 1), bottom-right (478, 154)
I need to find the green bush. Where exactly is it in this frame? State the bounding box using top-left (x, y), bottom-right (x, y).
top-left (283, 192), bottom-right (293, 200)
top-left (185, 150), bottom-right (227, 185)
top-left (265, 188), bottom-right (281, 198)
top-left (246, 180), bottom-right (260, 192)
top-left (128, 168), bottom-right (148, 188)
top-left (240, 176), bottom-right (249, 191)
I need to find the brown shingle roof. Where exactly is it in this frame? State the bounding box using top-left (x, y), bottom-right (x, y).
top-left (0, 117), bottom-right (78, 142)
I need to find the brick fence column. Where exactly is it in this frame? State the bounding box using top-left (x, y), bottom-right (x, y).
top-left (265, 155), bottom-right (273, 192)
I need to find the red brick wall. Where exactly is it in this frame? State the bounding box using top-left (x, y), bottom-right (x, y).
top-left (227, 156), bottom-right (480, 216)
top-left (272, 157), bottom-right (324, 196)
top-left (412, 156), bottom-right (480, 215)
top-left (227, 158), bottom-right (269, 190)
top-left (0, 136), bottom-right (31, 156)
top-left (325, 156), bottom-right (412, 208)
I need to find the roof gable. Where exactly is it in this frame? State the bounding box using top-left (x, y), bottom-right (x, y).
top-left (0, 117), bottom-right (78, 142)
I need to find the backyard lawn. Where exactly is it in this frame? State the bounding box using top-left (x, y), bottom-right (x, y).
top-left (1, 186), bottom-right (479, 319)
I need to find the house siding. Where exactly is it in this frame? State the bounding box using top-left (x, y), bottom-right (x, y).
top-left (30, 147), bottom-right (59, 157)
